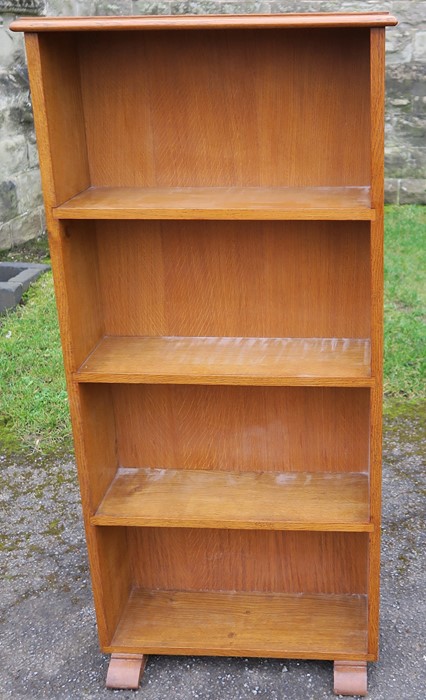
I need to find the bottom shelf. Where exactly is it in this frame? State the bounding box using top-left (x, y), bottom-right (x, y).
top-left (108, 590), bottom-right (368, 660)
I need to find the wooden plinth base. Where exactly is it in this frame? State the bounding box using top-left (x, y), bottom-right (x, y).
top-left (106, 653), bottom-right (147, 689)
top-left (334, 660), bottom-right (367, 696)
top-left (105, 655), bottom-right (368, 693)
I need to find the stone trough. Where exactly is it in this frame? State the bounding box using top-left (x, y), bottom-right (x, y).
top-left (0, 262), bottom-right (50, 314)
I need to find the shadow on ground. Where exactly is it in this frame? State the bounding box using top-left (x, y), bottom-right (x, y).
top-left (1, 406), bottom-right (425, 700)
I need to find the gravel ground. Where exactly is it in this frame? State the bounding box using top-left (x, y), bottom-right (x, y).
top-left (1, 406), bottom-right (425, 700)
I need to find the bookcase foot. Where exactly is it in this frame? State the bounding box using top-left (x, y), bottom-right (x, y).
top-left (333, 661), bottom-right (367, 696)
top-left (106, 653), bottom-right (147, 689)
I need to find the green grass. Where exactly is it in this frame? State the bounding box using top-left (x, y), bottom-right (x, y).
top-left (384, 205), bottom-right (426, 403)
top-left (0, 271), bottom-right (72, 453)
top-left (0, 207), bottom-right (425, 453)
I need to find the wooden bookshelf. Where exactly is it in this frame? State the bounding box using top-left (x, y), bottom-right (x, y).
top-left (12, 10), bottom-right (397, 695)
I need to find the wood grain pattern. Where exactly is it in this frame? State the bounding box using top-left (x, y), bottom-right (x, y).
top-left (11, 13), bottom-right (398, 33)
top-left (334, 660), bottom-right (368, 696)
top-left (24, 34), bottom-right (90, 209)
top-left (106, 653), bottom-right (146, 690)
top-left (75, 336), bottom-right (372, 386)
top-left (107, 589), bottom-right (369, 659)
top-left (54, 186), bottom-right (375, 220)
top-left (92, 468), bottom-right (372, 531)
top-left (367, 27), bottom-right (386, 661)
top-left (95, 220), bottom-right (371, 339)
top-left (112, 385), bottom-right (370, 472)
top-left (129, 529), bottom-right (368, 594)
top-left (78, 29), bottom-right (370, 188)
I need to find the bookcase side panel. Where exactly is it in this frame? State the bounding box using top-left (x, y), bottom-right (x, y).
top-left (367, 26), bottom-right (386, 660)
top-left (25, 33), bottom-right (90, 207)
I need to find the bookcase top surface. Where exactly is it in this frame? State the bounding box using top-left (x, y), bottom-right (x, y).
top-left (11, 12), bottom-right (398, 33)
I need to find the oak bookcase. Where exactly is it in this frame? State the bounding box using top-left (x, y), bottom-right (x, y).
top-left (12, 12), bottom-right (397, 695)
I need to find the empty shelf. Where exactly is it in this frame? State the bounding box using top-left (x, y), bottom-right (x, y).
top-left (108, 589), bottom-right (369, 659)
top-left (91, 468), bottom-right (372, 532)
top-left (75, 336), bottom-right (373, 386)
top-left (54, 186), bottom-right (375, 220)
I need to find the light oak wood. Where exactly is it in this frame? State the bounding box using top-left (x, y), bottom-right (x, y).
top-left (78, 29), bottom-right (370, 189)
top-left (94, 220), bottom-right (371, 339)
top-left (54, 186), bottom-right (375, 220)
top-left (92, 468), bottom-right (372, 531)
top-left (11, 13), bottom-right (398, 32)
top-left (24, 34), bottom-right (90, 210)
top-left (130, 530), bottom-right (368, 595)
top-left (107, 590), bottom-right (369, 659)
top-left (368, 27), bottom-right (386, 660)
top-left (106, 653), bottom-right (146, 690)
top-left (112, 386), bottom-right (370, 473)
top-left (75, 336), bottom-right (373, 386)
top-left (334, 660), bottom-right (368, 696)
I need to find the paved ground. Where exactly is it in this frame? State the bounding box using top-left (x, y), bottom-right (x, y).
top-left (1, 406), bottom-right (425, 700)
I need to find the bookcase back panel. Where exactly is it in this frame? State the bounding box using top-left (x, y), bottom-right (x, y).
top-left (96, 220), bottom-right (370, 338)
top-left (78, 28), bottom-right (370, 188)
top-left (129, 529), bottom-right (368, 594)
top-left (113, 385), bottom-right (369, 472)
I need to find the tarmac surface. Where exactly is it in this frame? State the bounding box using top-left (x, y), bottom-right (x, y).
top-left (1, 406), bottom-right (425, 700)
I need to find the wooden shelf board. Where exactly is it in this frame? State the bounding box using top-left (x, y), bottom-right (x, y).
top-left (11, 13), bottom-right (398, 33)
top-left (53, 186), bottom-right (375, 221)
top-left (91, 468), bottom-right (372, 531)
top-left (107, 589), bottom-right (369, 659)
top-left (74, 336), bottom-right (373, 386)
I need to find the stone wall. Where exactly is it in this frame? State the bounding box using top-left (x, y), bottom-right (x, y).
top-left (0, 2), bottom-right (44, 250)
top-left (0, 0), bottom-right (424, 249)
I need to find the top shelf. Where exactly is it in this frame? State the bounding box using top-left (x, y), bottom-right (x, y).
top-left (11, 13), bottom-right (398, 33)
top-left (53, 186), bottom-right (375, 221)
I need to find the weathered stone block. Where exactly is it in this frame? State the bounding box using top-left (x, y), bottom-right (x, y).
top-left (0, 1), bottom-right (45, 13)
top-left (132, 1), bottom-right (173, 14)
top-left (385, 28), bottom-right (413, 65)
top-left (12, 207), bottom-right (44, 245)
top-left (270, 1), bottom-right (393, 12)
top-left (399, 178), bottom-right (426, 205)
top-left (14, 169), bottom-right (42, 213)
top-left (0, 218), bottom-right (12, 249)
top-left (0, 207), bottom-right (43, 248)
top-left (384, 178), bottom-right (399, 205)
top-left (0, 180), bottom-right (18, 220)
top-left (221, 2), bottom-right (271, 12)
top-left (386, 147), bottom-right (426, 179)
top-left (75, 0), bottom-right (97, 13)
top-left (391, 1), bottom-right (426, 27)
top-left (413, 31), bottom-right (426, 61)
top-left (393, 114), bottom-right (426, 146)
top-left (45, 0), bottom-right (77, 15)
top-left (0, 134), bottom-right (28, 174)
top-left (27, 140), bottom-right (39, 168)
top-left (94, 0), bottom-right (132, 14)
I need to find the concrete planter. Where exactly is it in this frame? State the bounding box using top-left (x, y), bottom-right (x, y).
top-left (0, 261), bottom-right (49, 313)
